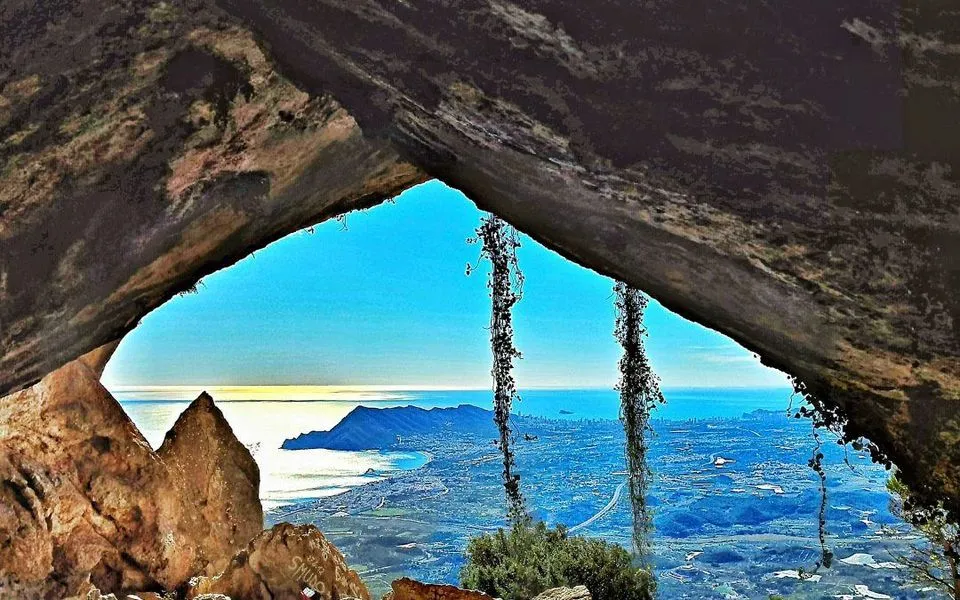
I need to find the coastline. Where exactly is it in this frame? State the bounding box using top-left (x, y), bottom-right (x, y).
top-left (258, 406), bottom-right (914, 599)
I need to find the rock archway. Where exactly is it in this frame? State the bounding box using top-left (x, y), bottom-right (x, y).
top-left (1, 0), bottom-right (957, 516)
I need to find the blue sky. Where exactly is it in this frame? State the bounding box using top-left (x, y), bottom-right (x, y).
top-left (102, 180), bottom-right (789, 390)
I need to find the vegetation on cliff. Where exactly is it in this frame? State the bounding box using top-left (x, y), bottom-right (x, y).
top-left (461, 521), bottom-right (654, 600)
top-left (887, 475), bottom-right (960, 599)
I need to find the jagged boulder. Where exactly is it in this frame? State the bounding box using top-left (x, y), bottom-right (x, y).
top-left (383, 579), bottom-right (593, 600)
top-left (0, 352), bottom-right (261, 598)
top-left (158, 392), bottom-right (263, 576)
top-left (187, 523), bottom-right (370, 600)
top-left (63, 587), bottom-right (184, 600)
top-left (384, 578), bottom-right (496, 600)
top-left (0, 356), bottom-right (190, 596)
top-left (532, 587), bottom-right (591, 600)
top-left (93, 593), bottom-right (172, 600)
top-left (77, 340), bottom-right (122, 378)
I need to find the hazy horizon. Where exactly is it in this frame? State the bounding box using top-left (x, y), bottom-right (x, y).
top-left (108, 383), bottom-right (795, 403)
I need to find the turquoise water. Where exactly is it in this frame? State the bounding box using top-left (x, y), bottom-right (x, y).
top-left (492, 387), bottom-right (793, 421)
top-left (392, 388), bottom-right (795, 421)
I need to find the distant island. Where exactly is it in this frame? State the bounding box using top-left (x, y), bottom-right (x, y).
top-left (282, 404), bottom-right (500, 450)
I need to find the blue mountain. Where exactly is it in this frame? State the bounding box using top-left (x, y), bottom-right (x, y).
top-left (281, 404), bottom-right (498, 450)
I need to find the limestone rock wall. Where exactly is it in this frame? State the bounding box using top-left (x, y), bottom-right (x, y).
top-left (0, 1), bottom-right (426, 396)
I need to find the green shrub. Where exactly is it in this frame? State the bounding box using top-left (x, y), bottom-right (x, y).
top-left (461, 521), bottom-right (654, 600)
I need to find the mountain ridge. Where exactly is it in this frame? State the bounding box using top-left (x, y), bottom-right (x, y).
top-left (282, 404), bottom-right (498, 451)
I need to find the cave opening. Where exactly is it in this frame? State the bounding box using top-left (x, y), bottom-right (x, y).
top-left (3, 1), bottom-right (957, 596)
top-left (91, 180), bottom-right (935, 598)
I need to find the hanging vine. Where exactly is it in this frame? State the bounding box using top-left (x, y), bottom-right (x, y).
top-left (468, 214), bottom-right (528, 524)
top-left (809, 424), bottom-right (833, 571)
top-left (789, 377), bottom-right (849, 574)
top-left (614, 282), bottom-right (664, 561)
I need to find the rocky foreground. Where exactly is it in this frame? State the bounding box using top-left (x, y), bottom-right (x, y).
top-left (0, 348), bottom-right (588, 600)
top-left (0, 343), bottom-right (265, 597)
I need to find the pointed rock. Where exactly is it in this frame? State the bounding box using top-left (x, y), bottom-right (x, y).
top-left (157, 391), bottom-right (262, 575)
top-left (0, 359), bottom-right (263, 598)
top-left (188, 523), bottom-right (370, 600)
top-left (384, 578), bottom-right (495, 600)
top-left (0, 358), bottom-right (192, 597)
top-left (532, 587), bottom-right (592, 600)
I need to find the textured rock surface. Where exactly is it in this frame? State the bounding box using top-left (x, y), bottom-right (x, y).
top-left (532, 587), bottom-right (590, 600)
top-left (61, 587), bottom-right (177, 600)
top-left (188, 522), bottom-right (370, 600)
top-left (0, 354), bottom-right (261, 598)
top-left (385, 578), bottom-right (496, 600)
top-left (0, 0), bottom-right (958, 512)
top-left (78, 340), bottom-right (122, 378)
top-left (0, 356), bottom-right (190, 597)
top-left (0, 1), bottom-right (426, 396)
top-left (158, 392), bottom-right (263, 576)
top-left (383, 579), bottom-right (591, 600)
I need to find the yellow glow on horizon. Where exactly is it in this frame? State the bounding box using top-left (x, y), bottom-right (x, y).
top-left (107, 384), bottom-right (485, 402)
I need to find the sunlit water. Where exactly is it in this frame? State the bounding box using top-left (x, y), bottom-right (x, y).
top-left (117, 387), bottom-right (792, 511)
top-left (118, 398), bottom-right (430, 510)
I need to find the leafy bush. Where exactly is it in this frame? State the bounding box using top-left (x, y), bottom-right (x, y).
top-left (461, 521), bottom-right (654, 600)
top-left (887, 475), bottom-right (960, 599)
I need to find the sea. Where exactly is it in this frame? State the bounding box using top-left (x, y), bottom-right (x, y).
top-left (116, 387), bottom-right (793, 510)
top-left (116, 387), bottom-right (938, 599)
